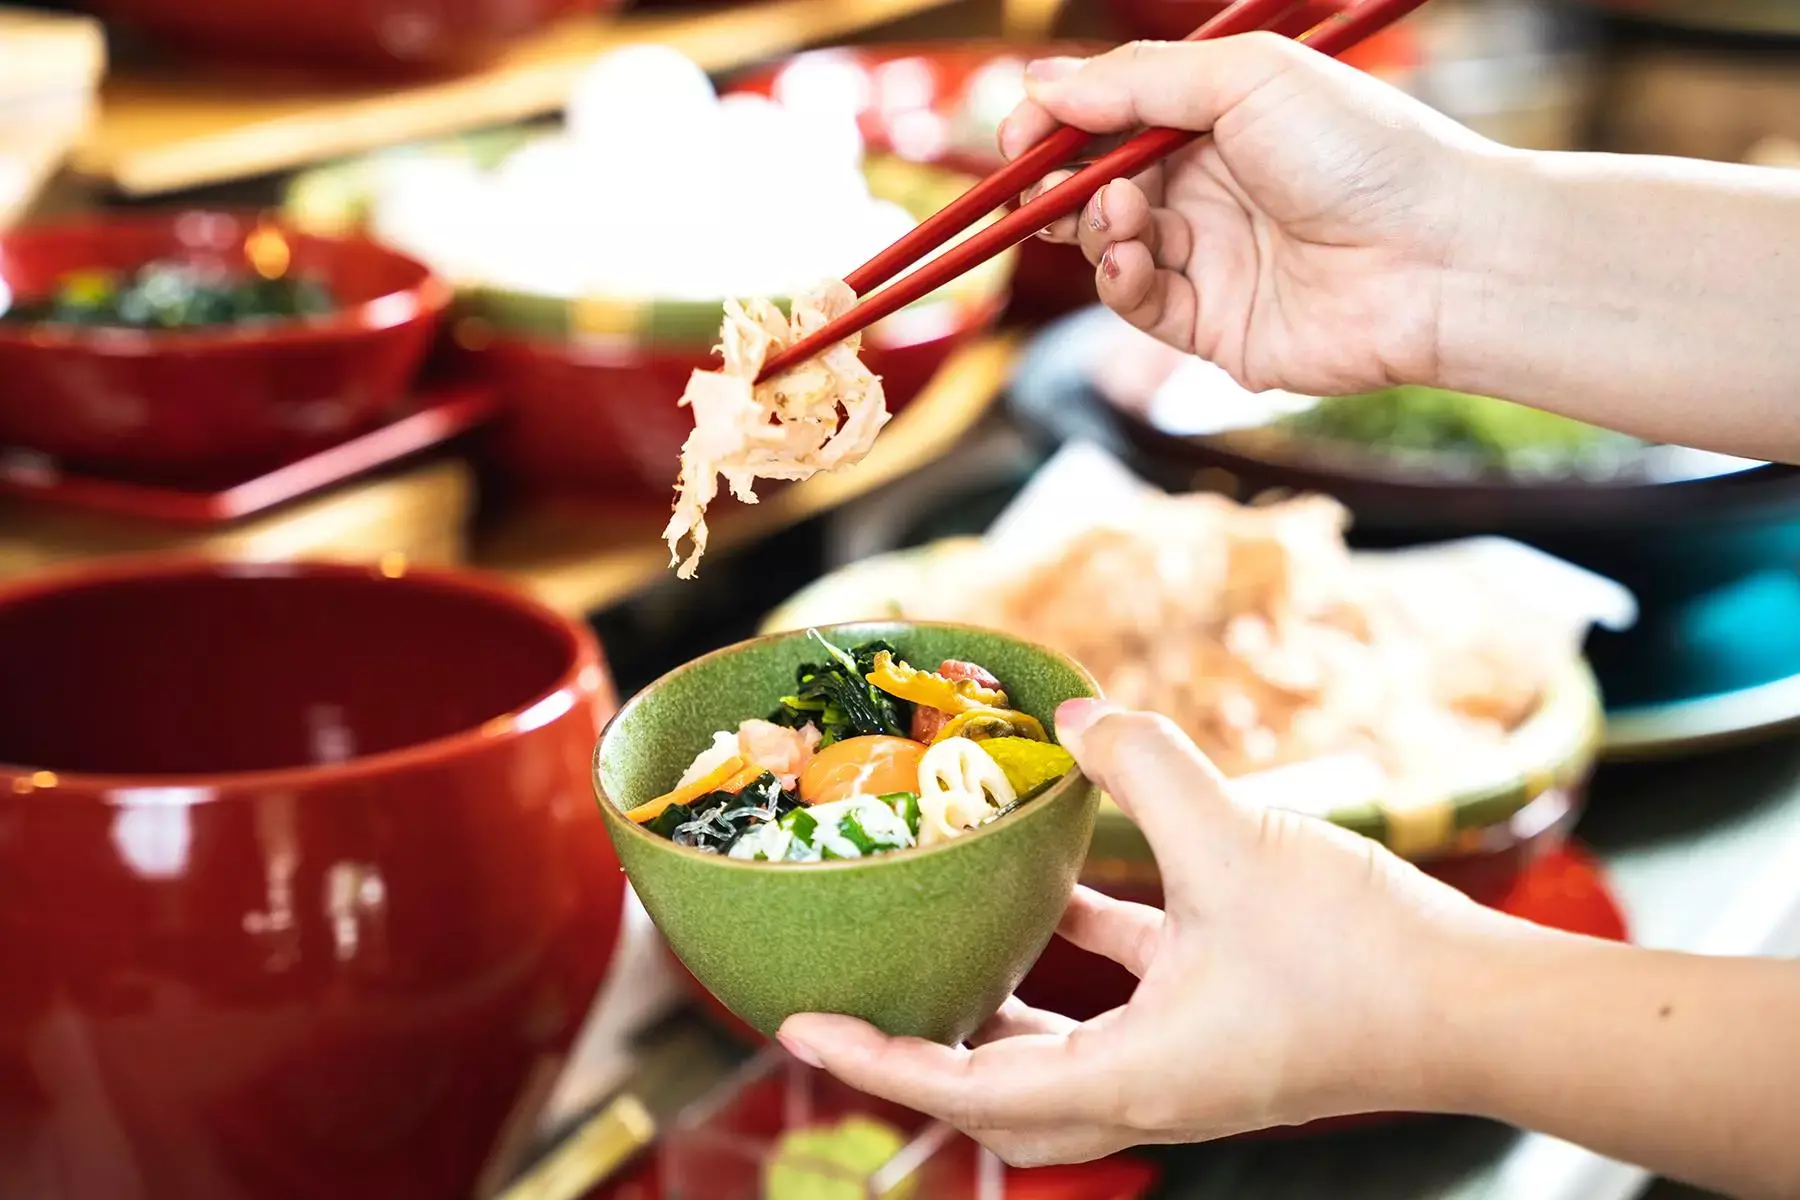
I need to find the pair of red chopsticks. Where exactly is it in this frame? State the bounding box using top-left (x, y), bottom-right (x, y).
top-left (755, 0), bottom-right (1430, 383)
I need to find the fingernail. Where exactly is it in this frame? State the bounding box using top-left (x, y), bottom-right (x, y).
top-left (1088, 185), bottom-right (1109, 233)
top-left (1056, 698), bottom-right (1120, 741)
top-left (777, 1032), bottom-right (825, 1068)
top-left (1099, 243), bottom-right (1121, 280)
top-left (995, 116), bottom-right (1013, 159)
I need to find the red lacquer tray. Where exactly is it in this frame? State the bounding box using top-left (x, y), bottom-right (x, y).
top-left (0, 383), bottom-right (496, 525)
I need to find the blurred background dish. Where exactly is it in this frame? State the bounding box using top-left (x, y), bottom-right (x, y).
top-left (0, 557), bottom-right (626, 1200)
top-left (282, 52), bottom-right (1019, 503)
top-left (76, 0), bottom-right (622, 73)
top-left (1576, 0), bottom-right (1800, 36)
top-left (729, 42), bottom-right (1103, 321)
top-left (1009, 307), bottom-right (1800, 757)
top-left (0, 210), bottom-right (448, 474)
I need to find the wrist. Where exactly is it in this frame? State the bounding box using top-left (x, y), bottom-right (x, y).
top-left (1286, 886), bottom-right (1538, 1124)
top-left (1430, 145), bottom-right (1571, 397)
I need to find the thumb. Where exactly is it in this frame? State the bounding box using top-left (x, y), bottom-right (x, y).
top-left (1054, 700), bottom-right (1259, 907)
top-left (1024, 33), bottom-right (1304, 136)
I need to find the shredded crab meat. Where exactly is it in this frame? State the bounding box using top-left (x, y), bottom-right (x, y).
top-left (664, 279), bottom-right (889, 578)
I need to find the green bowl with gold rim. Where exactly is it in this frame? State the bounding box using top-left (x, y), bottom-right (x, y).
top-left (284, 140), bottom-right (1014, 349)
top-left (759, 538), bottom-right (1605, 864)
top-left (594, 620), bottom-right (1101, 1043)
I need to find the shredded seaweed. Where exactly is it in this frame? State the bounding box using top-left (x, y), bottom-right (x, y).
top-left (659, 773), bottom-right (801, 854)
top-left (767, 631), bottom-right (911, 746)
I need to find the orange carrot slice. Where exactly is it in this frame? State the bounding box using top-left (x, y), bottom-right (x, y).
top-left (627, 756), bottom-right (747, 824)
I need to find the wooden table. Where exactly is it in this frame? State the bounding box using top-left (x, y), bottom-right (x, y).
top-left (474, 334), bottom-right (1018, 618)
top-left (73, 0), bottom-right (978, 197)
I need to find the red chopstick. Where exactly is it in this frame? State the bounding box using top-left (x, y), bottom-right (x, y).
top-left (756, 0), bottom-right (1430, 384)
top-left (842, 0), bottom-right (1308, 299)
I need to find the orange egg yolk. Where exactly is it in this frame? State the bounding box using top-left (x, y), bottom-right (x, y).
top-left (797, 735), bottom-right (927, 806)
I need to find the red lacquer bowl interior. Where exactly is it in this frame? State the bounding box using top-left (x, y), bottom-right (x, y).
top-left (456, 293), bottom-right (1002, 502)
top-left (0, 211), bottom-right (449, 473)
top-left (0, 559), bottom-right (626, 1200)
top-left (79, 0), bottom-right (619, 73)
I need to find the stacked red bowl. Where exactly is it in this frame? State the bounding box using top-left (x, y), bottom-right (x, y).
top-left (0, 211), bottom-right (449, 476)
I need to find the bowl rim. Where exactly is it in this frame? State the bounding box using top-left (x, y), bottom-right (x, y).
top-left (464, 286), bottom-right (1009, 365)
top-left (0, 208), bottom-right (453, 355)
top-left (0, 555), bottom-right (605, 798)
top-left (757, 538), bottom-right (1605, 858)
top-left (593, 618), bottom-right (1100, 872)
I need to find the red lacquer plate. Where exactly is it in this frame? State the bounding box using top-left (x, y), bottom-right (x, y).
top-left (0, 383), bottom-right (496, 525)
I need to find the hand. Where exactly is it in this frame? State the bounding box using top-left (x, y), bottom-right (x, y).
top-left (776, 700), bottom-right (1500, 1166)
top-left (1004, 36), bottom-right (1500, 398)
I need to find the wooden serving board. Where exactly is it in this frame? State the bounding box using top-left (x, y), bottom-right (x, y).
top-left (73, 0), bottom-right (974, 196)
top-left (0, 457), bottom-right (474, 581)
top-left (474, 334), bottom-right (1018, 618)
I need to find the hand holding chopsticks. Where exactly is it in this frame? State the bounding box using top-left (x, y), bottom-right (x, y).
top-left (754, 0), bottom-right (1433, 384)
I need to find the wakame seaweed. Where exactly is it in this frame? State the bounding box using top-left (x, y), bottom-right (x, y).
top-left (659, 772), bottom-right (802, 854)
top-left (767, 631), bottom-right (910, 746)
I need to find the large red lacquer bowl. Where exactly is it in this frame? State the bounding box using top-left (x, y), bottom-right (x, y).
top-left (0, 559), bottom-right (627, 1200)
top-left (0, 211), bottom-right (448, 474)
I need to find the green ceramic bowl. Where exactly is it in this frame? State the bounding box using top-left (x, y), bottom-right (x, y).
top-left (593, 621), bottom-right (1102, 1044)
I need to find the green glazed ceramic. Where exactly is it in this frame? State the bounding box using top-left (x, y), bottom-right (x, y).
top-left (593, 622), bottom-right (1101, 1044)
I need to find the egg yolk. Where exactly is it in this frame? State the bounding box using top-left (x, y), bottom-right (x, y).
top-left (798, 736), bottom-right (927, 806)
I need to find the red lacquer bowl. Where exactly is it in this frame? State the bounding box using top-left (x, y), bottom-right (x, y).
top-left (77, 0), bottom-right (620, 73)
top-left (0, 211), bottom-right (449, 473)
top-left (0, 558), bottom-right (627, 1200)
top-left (455, 293), bottom-right (1004, 502)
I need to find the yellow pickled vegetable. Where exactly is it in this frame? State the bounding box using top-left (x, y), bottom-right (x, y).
top-left (865, 651), bottom-right (1005, 714)
top-left (763, 1115), bottom-right (916, 1200)
top-left (932, 708), bottom-right (1048, 744)
top-left (979, 737), bottom-right (1076, 798)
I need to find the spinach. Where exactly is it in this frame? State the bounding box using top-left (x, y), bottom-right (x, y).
top-left (767, 631), bottom-right (910, 746)
top-left (663, 772), bottom-right (800, 854)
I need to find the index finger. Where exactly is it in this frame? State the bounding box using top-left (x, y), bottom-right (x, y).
top-left (777, 1013), bottom-right (1117, 1131)
top-left (1023, 35), bottom-right (1304, 137)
